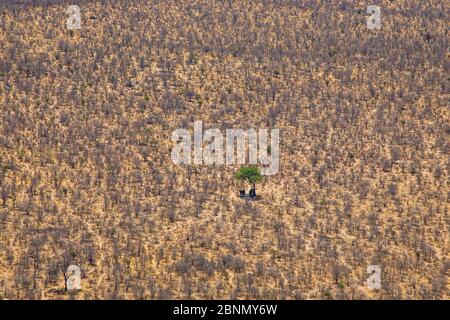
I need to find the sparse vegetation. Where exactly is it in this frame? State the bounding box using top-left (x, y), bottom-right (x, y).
top-left (0, 0), bottom-right (447, 300)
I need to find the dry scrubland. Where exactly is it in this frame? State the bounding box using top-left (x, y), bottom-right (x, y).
top-left (0, 0), bottom-right (448, 299)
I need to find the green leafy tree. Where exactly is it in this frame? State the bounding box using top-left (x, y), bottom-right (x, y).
top-left (236, 166), bottom-right (263, 193)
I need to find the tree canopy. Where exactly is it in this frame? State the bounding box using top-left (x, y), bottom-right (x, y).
top-left (235, 166), bottom-right (263, 189)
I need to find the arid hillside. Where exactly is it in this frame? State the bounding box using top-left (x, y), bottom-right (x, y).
top-left (0, 0), bottom-right (448, 299)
